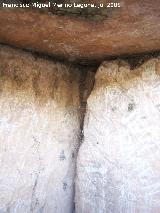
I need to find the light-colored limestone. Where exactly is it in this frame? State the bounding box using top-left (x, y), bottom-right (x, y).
top-left (76, 59), bottom-right (160, 213)
top-left (0, 46), bottom-right (81, 213)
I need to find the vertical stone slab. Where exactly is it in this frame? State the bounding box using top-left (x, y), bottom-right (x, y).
top-left (0, 46), bottom-right (81, 213)
top-left (76, 59), bottom-right (160, 213)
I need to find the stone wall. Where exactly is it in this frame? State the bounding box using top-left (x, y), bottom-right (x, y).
top-left (0, 45), bottom-right (160, 213)
top-left (0, 45), bottom-right (81, 213)
top-left (76, 59), bottom-right (160, 213)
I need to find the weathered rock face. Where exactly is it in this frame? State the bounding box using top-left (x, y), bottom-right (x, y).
top-left (0, 45), bottom-right (81, 213)
top-left (0, 0), bottom-right (160, 64)
top-left (76, 59), bottom-right (160, 212)
top-left (1, 44), bottom-right (160, 213)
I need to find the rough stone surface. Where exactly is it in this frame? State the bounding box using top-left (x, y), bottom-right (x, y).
top-left (76, 59), bottom-right (160, 213)
top-left (0, 45), bottom-right (81, 213)
top-left (0, 0), bottom-right (160, 64)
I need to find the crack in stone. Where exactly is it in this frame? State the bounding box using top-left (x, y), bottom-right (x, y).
top-left (30, 136), bottom-right (44, 212)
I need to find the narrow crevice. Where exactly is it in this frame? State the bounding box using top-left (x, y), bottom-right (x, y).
top-left (78, 66), bottom-right (96, 143)
top-left (72, 66), bottom-right (96, 213)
